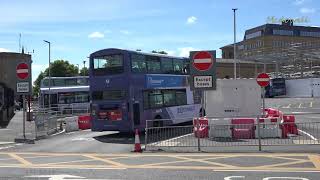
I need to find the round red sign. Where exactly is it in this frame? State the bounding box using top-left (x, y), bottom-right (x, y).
top-left (192, 51), bottom-right (213, 71)
top-left (16, 63), bottom-right (29, 80)
top-left (256, 73), bottom-right (270, 87)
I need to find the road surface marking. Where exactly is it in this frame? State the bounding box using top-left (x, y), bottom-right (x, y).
top-left (214, 169), bottom-right (320, 173)
top-left (82, 154), bottom-right (126, 168)
top-left (257, 160), bottom-right (309, 168)
top-left (308, 155), bottom-right (320, 169)
top-left (298, 103), bottom-right (303, 108)
top-left (298, 129), bottom-right (318, 141)
top-left (8, 153), bottom-right (32, 166)
top-left (171, 155), bottom-right (238, 168)
top-left (224, 176), bottom-right (245, 180)
top-left (42, 159), bottom-right (97, 166)
top-left (50, 129), bottom-right (65, 136)
top-left (263, 177), bottom-right (309, 180)
top-left (283, 104), bottom-right (291, 108)
top-left (138, 155), bottom-right (237, 167)
top-left (310, 102), bottom-right (313, 108)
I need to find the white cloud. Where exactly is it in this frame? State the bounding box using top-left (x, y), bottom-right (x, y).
top-left (88, 31), bottom-right (105, 38)
top-left (0, 48), bottom-right (11, 52)
top-left (300, 7), bottom-right (316, 14)
top-left (177, 47), bottom-right (197, 57)
top-left (186, 16), bottom-right (197, 25)
top-left (120, 30), bottom-right (130, 35)
top-left (294, 0), bottom-right (306, 5)
top-left (165, 50), bottom-right (176, 56)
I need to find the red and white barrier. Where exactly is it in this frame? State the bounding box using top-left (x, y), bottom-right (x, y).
top-left (208, 118), bottom-right (232, 138)
top-left (193, 117), bottom-right (209, 138)
top-left (78, 115), bottom-right (91, 130)
top-left (256, 117), bottom-right (282, 138)
top-left (231, 118), bottom-right (255, 139)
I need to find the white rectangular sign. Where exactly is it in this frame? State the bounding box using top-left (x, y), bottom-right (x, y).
top-left (17, 82), bottom-right (29, 93)
top-left (194, 76), bottom-right (213, 88)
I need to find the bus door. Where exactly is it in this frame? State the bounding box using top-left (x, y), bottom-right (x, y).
top-left (133, 102), bottom-right (140, 126)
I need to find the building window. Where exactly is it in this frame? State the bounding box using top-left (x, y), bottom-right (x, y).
top-left (273, 29), bottom-right (293, 36)
top-left (245, 31), bottom-right (262, 40)
top-left (228, 52), bottom-right (233, 58)
top-left (300, 31), bottom-right (320, 38)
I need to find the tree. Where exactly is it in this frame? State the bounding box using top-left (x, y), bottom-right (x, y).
top-left (80, 67), bottom-right (89, 76)
top-left (33, 60), bottom-right (79, 95)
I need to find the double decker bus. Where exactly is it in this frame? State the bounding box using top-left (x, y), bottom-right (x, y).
top-left (39, 76), bottom-right (90, 113)
top-left (89, 48), bottom-right (201, 132)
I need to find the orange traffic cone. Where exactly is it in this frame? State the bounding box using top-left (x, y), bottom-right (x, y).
top-left (134, 129), bottom-right (142, 152)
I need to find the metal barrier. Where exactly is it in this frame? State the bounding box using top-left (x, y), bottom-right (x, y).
top-left (145, 113), bottom-right (320, 152)
top-left (32, 105), bottom-right (90, 140)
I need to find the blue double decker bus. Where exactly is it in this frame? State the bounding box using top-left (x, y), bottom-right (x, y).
top-left (89, 48), bottom-right (201, 132)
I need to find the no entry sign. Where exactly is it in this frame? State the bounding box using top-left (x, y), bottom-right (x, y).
top-left (192, 51), bottom-right (213, 71)
top-left (190, 50), bottom-right (216, 90)
top-left (16, 63), bottom-right (29, 80)
top-left (256, 73), bottom-right (270, 87)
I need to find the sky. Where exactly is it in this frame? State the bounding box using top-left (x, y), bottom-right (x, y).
top-left (0, 0), bottom-right (319, 83)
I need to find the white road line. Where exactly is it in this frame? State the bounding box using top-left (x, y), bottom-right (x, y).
top-left (310, 102), bottom-right (313, 108)
top-left (298, 129), bottom-right (318, 141)
top-left (298, 103), bottom-right (303, 108)
top-left (283, 104), bottom-right (291, 109)
top-left (50, 129), bottom-right (65, 137)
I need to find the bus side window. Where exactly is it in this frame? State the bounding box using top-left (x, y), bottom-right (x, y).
top-left (173, 59), bottom-right (184, 74)
top-left (131, 54), bottom-right (146, 73)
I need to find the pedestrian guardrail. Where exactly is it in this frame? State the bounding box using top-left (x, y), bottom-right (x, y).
top-left (145, 112), bottom-right (320, 152)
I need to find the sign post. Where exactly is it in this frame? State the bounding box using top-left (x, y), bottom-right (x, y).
top-left (256, 73), bottom-right (270, 151)
top-left (16, 62), bottom-right (30, 140)
top-left (256, 73), bottom-right (270, 116)
top-left (190, 50), bottom-right (216, 152)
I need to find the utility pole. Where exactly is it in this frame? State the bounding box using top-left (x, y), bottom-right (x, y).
top-left (232, 8), bottom-right (238, 79)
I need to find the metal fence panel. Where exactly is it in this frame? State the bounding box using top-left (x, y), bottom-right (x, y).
top-left (145, 113), bottom-right (320, 152)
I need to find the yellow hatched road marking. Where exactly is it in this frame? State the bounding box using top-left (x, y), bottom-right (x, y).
top-left (82, 154), bottom-right (127, 167)
top-left (257, 160), bottom-right (309, 168)
top-left (40, 159), bottom-right (97, 166)
top-left (8, 153), bottom-right (32, 166)
top-left (309, 155), bottom-right (320, 169)
top-left (171, 155), bottom-right (237, 168)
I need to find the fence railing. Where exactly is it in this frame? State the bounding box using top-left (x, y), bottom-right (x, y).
top-left (145, 113), bottom-right (320, 151)
top-left (32, 106), bottom-right (90, 139)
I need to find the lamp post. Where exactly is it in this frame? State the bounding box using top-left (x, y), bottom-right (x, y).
top-left (43, 40), bottom-right (51, 109)
top-left (232, 8), bottom-right (238, 79)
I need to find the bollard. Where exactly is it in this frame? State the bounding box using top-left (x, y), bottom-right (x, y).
top-left (197, 118), bottom-right (201, 152)
top-left (257, 116), bottom-right (262, 151)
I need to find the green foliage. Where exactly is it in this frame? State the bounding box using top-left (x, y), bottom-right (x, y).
top-left (33, 60), bottom-right (79, 95)
top-left (80, 67), bottom-right (89, 76)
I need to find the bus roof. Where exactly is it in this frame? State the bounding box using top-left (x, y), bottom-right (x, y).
top-left (40, 85), bottom-right (89, 94)
top-left (90, 48), bottom-right (188, 60)
top-left (42, 76), bottom-right (89, 80)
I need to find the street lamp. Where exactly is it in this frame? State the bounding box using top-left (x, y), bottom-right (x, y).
top-left (43, 40), bottom-right (51, 109)
top-left (232, 8), bottom-right (238, 79)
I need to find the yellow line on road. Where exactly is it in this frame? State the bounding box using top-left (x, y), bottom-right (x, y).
top-left (82, 154), bottom-right (127, 168)
top-left (309, 155), bottom-right (320, 170)
top-left (138, 156), bottom-right (237, 167)
top-left (8, 153), bottom-right (32, 166)
top-left (267, 156), bottom-right (308, 162)
top-left (172, 155), bottom-right (237, 168)
top-left (257, 160), bottom-right (309, 168)
top-left (40, 159), bottom-right (97, 166)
